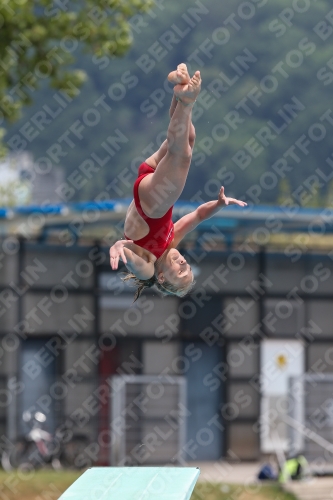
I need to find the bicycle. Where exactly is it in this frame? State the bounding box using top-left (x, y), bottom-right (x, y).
top-left (1, 411), bottom-right (91, 471)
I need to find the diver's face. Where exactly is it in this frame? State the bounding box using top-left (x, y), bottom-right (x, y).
top-left (158, 249), bottom-right (193, 287)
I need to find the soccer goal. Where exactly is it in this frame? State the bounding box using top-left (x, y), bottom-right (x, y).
top-left (110, 375), bottom-right (187, 466)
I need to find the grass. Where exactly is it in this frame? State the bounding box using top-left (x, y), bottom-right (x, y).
top-left (0, 470), bottom-right (82, 500)
top-left (193, 483), bottom-right (298, 500)
top-left (0, 470), bottom-right (298, 500)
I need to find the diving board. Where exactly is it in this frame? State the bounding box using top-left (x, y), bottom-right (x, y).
top-left (59, 467), bottom-right (200, 500)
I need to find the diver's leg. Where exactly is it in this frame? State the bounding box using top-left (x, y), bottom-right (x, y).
top-left (145, 64), bottom-right (195, 169)
top-left (139, 70), bottom-right (201, 217)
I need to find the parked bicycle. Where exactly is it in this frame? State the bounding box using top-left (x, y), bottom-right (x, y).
top-left (1, 411), bottom-right (91, 471)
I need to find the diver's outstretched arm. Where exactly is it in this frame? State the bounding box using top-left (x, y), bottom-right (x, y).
top-left (173, 187), bottom-right (247, 245)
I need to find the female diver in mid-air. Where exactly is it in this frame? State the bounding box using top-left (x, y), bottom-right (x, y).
top-left (109, 64), bottom-right (247, 300)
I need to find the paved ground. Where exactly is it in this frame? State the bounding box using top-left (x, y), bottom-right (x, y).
top-left (284, 477), bottom-right (333, 500)
top-left (189, 461), bottom-right (261, 483)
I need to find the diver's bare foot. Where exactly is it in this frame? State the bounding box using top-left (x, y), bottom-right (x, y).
top-left (174, 71), bottom-right (201, 105)
top-left (168, 63), bottom-right (190, 85)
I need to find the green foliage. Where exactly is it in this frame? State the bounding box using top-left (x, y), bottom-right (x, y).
top-left (277, 179), bottom-right (291, 206)
top-left (0, 0), bottom-right (153, 125)
top-left (0, 178), bottom-right (30, 206)
top-left (3, 0), bottom-right (333, 207)
top-left (326, 180), bottom-right (333, 206)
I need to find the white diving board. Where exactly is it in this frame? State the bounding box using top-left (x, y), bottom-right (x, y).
top-left (59, 467), bottom-right (200, 500)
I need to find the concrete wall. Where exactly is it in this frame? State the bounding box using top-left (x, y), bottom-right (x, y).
top-left (0, 241), bottom-right (332, 463)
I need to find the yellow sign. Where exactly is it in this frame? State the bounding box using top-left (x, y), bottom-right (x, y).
top-left (276, 354), bottom-right (288, 369)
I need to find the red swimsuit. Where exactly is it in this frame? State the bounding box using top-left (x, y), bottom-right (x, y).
top-left (124, 163), bottom-right (174, 259)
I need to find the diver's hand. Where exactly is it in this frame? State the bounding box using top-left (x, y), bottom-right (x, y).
top-left (109, 240), bottom-right (133, 270)
top-left (218, 186), bottom-right (247, 207)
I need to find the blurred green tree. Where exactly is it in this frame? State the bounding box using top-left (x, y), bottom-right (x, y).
top-left (325, 180), bottom-right (333, 207)
top-left (4, 0), bottom-right (333, 206)
top-left (0, 0), bottom-right (153, 153)
top-left (277, 178), bottom-right (292, 206)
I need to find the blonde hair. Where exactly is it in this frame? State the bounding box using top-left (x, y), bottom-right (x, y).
top-left (122, 248), bottom-right (195, 301)
top-left (122, 272), bottom-right (195, 302)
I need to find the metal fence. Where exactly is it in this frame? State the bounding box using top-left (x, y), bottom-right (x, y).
top-left (288, 374), bottom-right (333, 465)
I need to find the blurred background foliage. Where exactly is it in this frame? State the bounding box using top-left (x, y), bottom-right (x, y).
top-left (2, 0), bottom-right (333, 206)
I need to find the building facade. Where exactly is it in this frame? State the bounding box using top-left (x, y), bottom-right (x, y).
top-left (0, 205), bottom-right (332, 464)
